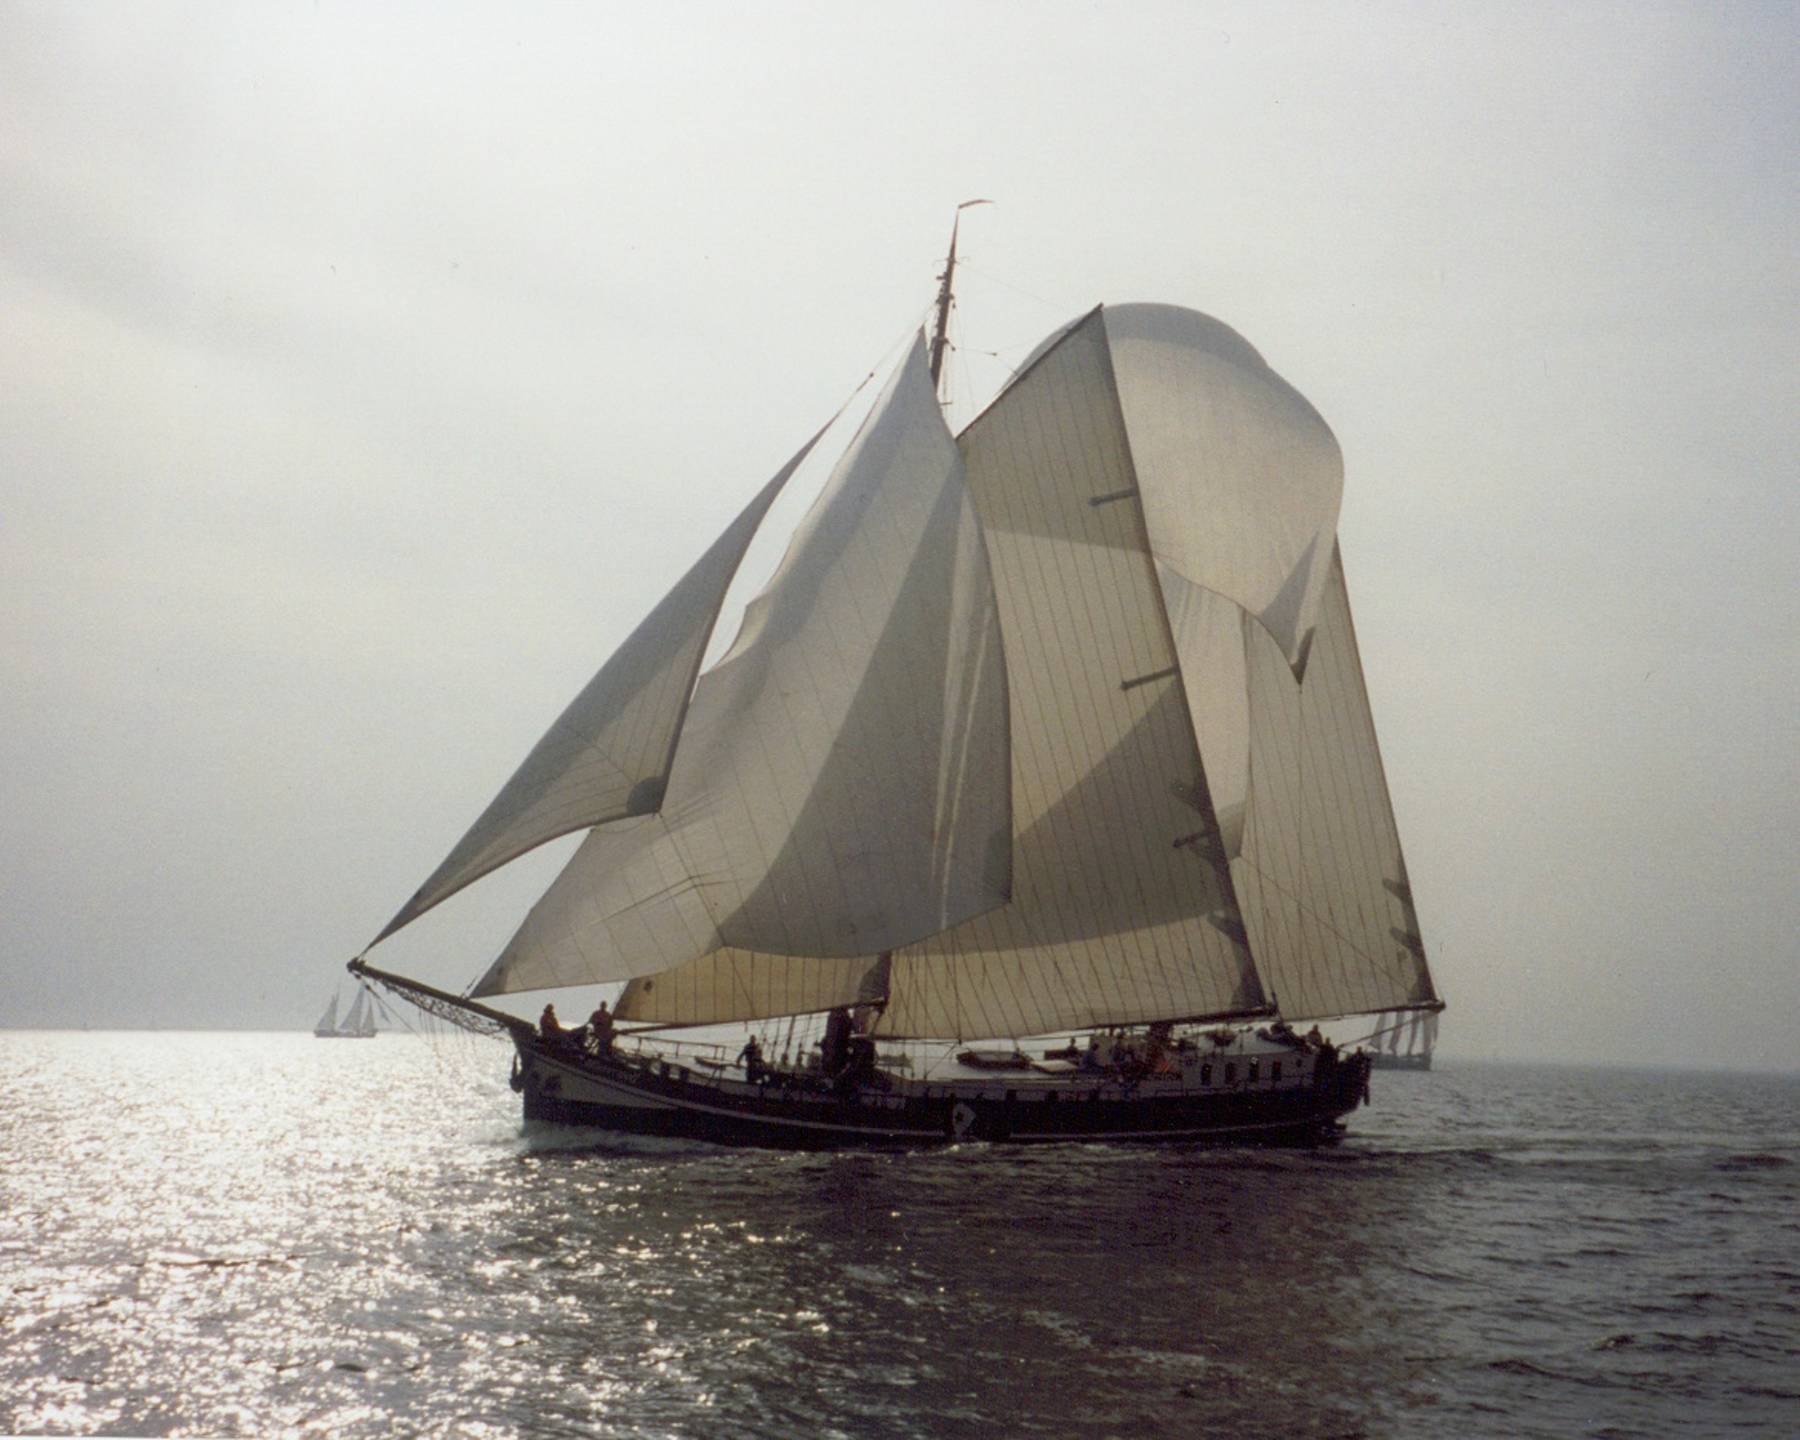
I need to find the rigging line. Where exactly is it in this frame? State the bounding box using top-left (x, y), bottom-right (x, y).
top-left (956, 257), bottom-right (1086, 318)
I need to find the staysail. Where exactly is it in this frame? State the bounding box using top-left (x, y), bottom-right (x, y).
top-left (371, 428), bottom-right (828, 944)
top-left (471, 335), bottom-right (1011, 994)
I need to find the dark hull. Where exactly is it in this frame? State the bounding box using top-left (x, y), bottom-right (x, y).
top-left (513, 1039), bottom-right (1372, 1150)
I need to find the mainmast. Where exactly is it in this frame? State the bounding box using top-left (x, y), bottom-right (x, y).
top-left (928, 199), bottom-right (992, 398)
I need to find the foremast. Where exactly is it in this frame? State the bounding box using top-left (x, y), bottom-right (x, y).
top-left (927, 199), bottom-right (992, 397)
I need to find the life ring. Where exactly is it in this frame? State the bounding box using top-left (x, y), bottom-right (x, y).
top-left (950, 1101), bottom-right (978, 1140)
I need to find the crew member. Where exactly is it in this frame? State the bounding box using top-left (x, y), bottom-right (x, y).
top-left (585, 1000), bottom-right (615, 1056)
top-left (821, 1007), bottom-right (852, 1077)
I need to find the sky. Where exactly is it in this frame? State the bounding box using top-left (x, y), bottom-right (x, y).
top-left (2, 1), bottom-right (1794, 1070)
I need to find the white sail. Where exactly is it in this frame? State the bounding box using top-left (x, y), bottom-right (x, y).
top-left (616, 309), bottom-right (1318, 1036)
top-left (612, 305), bottom-right (1435, 1038)
top-left (473, 335), bottom-right (1011, 995)
top-left (875, 309), bottom-right (1265, 1039)
top-left (372, 428), bottom-right (827, 944)
top-left (618, 948), bottom-right (889, 1027)
top-left (1103, 304), bottom-right (1341, 675)
top-left (313, 993), bottom-right (339, 1033)
top-left (1225, 547), bottom-right (1436, 1020)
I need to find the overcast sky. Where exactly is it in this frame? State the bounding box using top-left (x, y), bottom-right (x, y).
top-left (2, 2), bottom-right (1794, 1070)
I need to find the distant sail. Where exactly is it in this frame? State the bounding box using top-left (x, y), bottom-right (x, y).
top-left (372, 427), bottom-right (828, 944)
top-left (474, 336), bottom-right (1011, 995)
top-left (343, 987), bottom-right (369, 1035)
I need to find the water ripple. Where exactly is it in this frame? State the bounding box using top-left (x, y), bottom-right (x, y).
top-left (2, 1036), bottom-right (1795, 1438)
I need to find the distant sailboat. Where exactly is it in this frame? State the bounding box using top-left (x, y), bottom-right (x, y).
top-left (350, 212), bottom-right (1442, 1146)
top-left (314, 984), bottom-right (378, 1039)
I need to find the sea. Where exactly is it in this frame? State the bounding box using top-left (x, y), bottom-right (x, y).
top-left (2, 1033), bottom-right (1795, 1440)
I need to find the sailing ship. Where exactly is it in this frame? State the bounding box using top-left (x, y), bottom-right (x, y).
top-left (313, 984), bottom-right (378, 1039)
top-left (351, 215), bottom-right (1443, 1146)
top-left (1368, 1010), bottom-right (1437, 1071)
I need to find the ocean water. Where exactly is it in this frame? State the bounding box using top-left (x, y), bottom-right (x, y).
top-left (2, 1033), bottom-right (1795, 1439)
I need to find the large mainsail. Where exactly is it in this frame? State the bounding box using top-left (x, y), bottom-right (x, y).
top-left (371, 429), bottom-right (827, 944)
top-left (876, 308), bottom-right (1266, 1038)
top-left (619, 309), bottom-right (1276, 1036)
top-left (471, 336), bottom-right (1011, 994)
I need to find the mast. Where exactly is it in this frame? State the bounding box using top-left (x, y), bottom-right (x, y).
top-left (928, 199), bottom-right (992, 397)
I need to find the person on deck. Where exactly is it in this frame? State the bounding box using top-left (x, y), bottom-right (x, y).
top-left (539, 1003), bottom-right (571, 1054)
top-left (821, 1007), bottom-right (852, 1077)
top-left (834, 1035), bottom-right (878, 1095)
top-left (584, 1001), bottom-right (615, 1056)
top-left (737, 1034), bottom-right (766, 1084)
top-left (1145, 1021), bottom-right (1178, 1076)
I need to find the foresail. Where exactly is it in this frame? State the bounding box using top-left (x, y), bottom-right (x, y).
top-left (472, 336), bottom-right (1011, 996)
top-left (878, 309), bottom-right (1266, 1040)
top-left (371, 433), bottom-right (824, 945)
top-left (1222, 547), bottom-right (1437, 1019)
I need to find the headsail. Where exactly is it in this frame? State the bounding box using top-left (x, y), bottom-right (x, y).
top-left (473, 335), bottom-right (1011, 995)
top-left (371, 428), bottom-right (828, 944)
